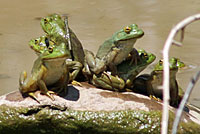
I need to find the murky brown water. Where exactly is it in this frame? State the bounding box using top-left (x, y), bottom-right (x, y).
top-left (0, 0), bottom-right (200, 107)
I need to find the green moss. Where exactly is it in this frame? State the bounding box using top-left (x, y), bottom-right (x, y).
top-left (0, 105), bottom-right (199, 134)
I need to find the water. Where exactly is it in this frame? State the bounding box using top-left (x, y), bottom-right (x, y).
top-left (0, 0), bottom-right (200, 107)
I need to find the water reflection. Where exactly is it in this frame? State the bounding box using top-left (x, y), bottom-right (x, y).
top-left (0, 0), bottom-right (200, 107)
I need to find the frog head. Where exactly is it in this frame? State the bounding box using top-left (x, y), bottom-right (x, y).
top-left (138, 49), bottom-right (156, 64)
top-left (41, 42), bottom-right (70, 60)
top-left (170, 57), bottom-right (185, 69)
top-left (40, 14), bottom-right (66, 37)
top-left (29, 36), bottom-right (49, 55)
top-left (154, 57), bottom-right (179, 71)
top-left (29, 36), bottom-right (71, 60)
top-left (117, 49), bottom-right (155, 82)
top-left (112, 24), bottom-right (144, 43)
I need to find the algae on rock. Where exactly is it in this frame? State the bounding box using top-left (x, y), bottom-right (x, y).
top-left (0, 105), bottom-right (199, 134)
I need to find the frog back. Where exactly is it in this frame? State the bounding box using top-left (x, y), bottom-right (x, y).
top-left (96, 39), bottom-right (113, 59)
top-left (69, 28), bottom-right (85, 64)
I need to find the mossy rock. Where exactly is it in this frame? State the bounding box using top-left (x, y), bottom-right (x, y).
top-left (0, 83), bottom-right (199, 134)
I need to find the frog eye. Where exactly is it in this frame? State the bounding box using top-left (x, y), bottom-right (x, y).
top-left (159, 60), bottom-right (163, 65)
top-left (44, 18), bottom-right (48, 23)
top-left (124, 26), bottom-right (132, 34)
top-left (48, 47), bottom-right (53, 53)
top-left (140, 53), bottom-right (147, 58)
top-left (35, 39), bottom-right (38, 44)
top-left (143, 53), bottom-right (148, 58)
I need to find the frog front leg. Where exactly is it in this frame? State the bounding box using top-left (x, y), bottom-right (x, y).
top-left (37, 80), bottom-right (55, 100)
top-left (91, 72), bottom-right (125, 92)
top-left (36, 65), bottom-right (55, 100)
top-left (128, 48), bottom-right (140, 65)
top-left (66, 60), bottom-right (83, 81)
top-left (84, 49), bottom-right (106, 74)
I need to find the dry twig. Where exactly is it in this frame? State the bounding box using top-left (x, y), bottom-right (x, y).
top-left (172, 71), bottom-right (200, 134)
top-left (162, 13), bottom-right (200, 134)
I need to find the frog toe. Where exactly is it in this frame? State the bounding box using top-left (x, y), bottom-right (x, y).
top-left (41, 90), bottom-right (55, 101)
top-left (46, 91), bottom-right (56, 101)
top-left (150, 95), bottom-right (162, 102)
top-left (71, 80), bottom-right (82, 87)
top-left (28, 92), bottom-right (40, 103)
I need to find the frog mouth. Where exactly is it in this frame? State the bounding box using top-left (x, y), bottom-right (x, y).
top-left (42, 53), bottom-right (68, 60)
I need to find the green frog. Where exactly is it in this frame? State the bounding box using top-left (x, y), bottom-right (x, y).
top-left (40, 14), bottom-right (85, 65)
top-left (170, 57), bottom-right (185, 69)
top-left (29, 36), bottom-right (83, 82)
top-left (132, 57), bottom-right (184, 107)
top-left (90, 49), bottom-right (156, 91)
top-left (84, 24), bottom-right (144, 75)
top-left (19, 39), bottom-right (70, 102)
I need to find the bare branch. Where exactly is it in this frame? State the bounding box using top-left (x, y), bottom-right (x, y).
top-left (172, 71), bottom-right (200, 134)
top-left (172, 40), bottom-right (183, 46)
top-left (180, 27), bottom-right (185, 42)
top-left (162, 13), bottom-right (200, 134)
top-left (64, 16), bottom-right (72, 50)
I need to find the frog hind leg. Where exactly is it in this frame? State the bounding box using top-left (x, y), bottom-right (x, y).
top-left (169, 80), bottom-right (179, 108)
top-left (38, 80), bottom-right (55, 101)
top-left (92, 72), bottom-right (125, 92)
top-left (66, 60), bottom-right (83, 81)
top-left (19, 71), bottom-right (40, 103)
top-left (19, 71), bottom-right (27, 87)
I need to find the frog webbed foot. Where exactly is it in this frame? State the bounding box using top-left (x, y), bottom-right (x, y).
top-left (38, 80), bottom-right (56, 100)
top-left (40, 90), bottom-right (56, 101)
top-left (149, 95), bottom-right (162, 102)
top-left (28, 92), bottom-right (41, 103)
top-left (71, 80), bottom-right (82, 86)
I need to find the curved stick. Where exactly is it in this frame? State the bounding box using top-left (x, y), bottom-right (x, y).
top-left (172, 71), bottom-right (200, 134)
top-left (162, 14), bottom-right (200, 134)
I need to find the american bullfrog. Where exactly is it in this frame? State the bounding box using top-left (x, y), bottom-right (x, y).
top-left (170, 57), bottom-right (185, 69)
top-left (84, 24), bottom-right (144, 75)
top-left (29, 36), bottom-right (83, 82)
top-left (40, 14), bottom-right (85, 65)
top-left (19, 39), bottom-right (70, 102)
top-left (132, 57), bottom-right (183, 107)
top-left (90, 49), bottom-right (156, 91)
top-left (30, 14), bottom-right (85, 81)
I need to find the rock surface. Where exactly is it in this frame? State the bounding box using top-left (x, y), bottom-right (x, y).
top-left (0, 82), bottom-right (200, 134)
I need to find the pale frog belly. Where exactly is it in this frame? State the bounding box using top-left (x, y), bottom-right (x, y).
top-left (44, 68), bottom-right (65, 86)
